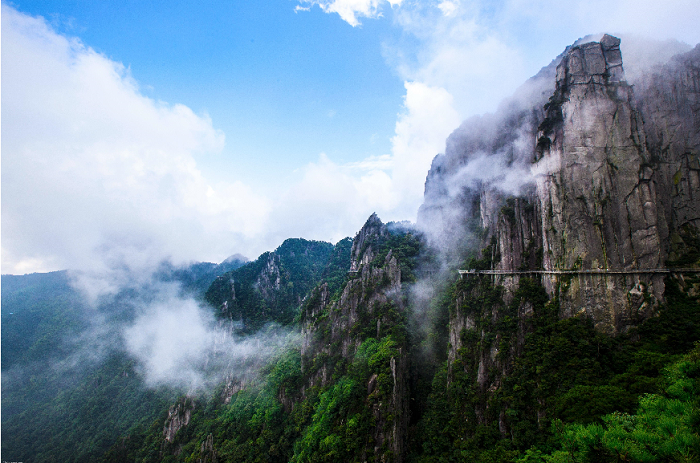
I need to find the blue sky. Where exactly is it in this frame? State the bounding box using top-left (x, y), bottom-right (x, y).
top-left (3, 0), bottom-right (700, 279)
top-left (12, 0), bottom-right (405, 185)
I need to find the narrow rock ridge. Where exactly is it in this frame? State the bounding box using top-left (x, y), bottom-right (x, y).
top-left (300, 214), bottom-right (408, 462)
top-left (163, 398), bottom-right (195, 444)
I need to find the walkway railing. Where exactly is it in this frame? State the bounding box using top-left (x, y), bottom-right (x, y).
top-left (458, 268), bottom-right (700, 278)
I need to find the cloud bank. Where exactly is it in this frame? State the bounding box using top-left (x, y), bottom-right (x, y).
top-left (1, 5), bottom-right (270, 278)
top-left (5, 0), bottom-right (700, 283)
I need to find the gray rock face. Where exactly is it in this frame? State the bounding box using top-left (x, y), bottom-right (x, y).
top-left (197, 434), bottom-right (217, 463)
top-left (633, 44), bottom-right (700, 237)
top-left (420, 35), bottom-right (700, 335)
top-left (534, 34), bottom-right (667, 331)
top-left (163, 398), bottom-right (194, 444)
top-left (349, 212), bottom-right (387, 272)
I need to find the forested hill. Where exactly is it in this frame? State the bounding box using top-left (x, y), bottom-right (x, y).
top-left (204, 238), bottom-right (348, 331)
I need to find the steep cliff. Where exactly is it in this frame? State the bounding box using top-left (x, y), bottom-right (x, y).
top-left (414, 34), bottom-right (700, 459)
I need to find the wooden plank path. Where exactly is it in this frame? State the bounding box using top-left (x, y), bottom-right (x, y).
top-left (458, 268), bottom-right (700, 277)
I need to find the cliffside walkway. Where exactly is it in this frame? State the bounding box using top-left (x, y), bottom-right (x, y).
top-left (458, 268), bottom-right (700, 278)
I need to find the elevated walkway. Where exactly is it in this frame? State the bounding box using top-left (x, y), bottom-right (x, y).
top-left (458, 268), bottom-right (700, 278)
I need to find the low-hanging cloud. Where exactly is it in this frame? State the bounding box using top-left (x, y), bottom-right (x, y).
top-left (122, 284), bottom-right (296, 390)
top-left (0, 5), bottom-right (302, 391)
top-left (1, 4), bottom-right (453, 284)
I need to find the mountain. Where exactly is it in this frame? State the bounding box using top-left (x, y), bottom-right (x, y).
top-left (2, 35), bottom-right (699, 463)
top-left (412, 34), bottom-right (700, 460)
top-left (420, 34), bottom-right (700, 333)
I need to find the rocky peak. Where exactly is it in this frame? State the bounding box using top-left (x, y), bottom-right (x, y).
top-left (556, 34), bottom-right (625, 88)
top-left (349, 213), bottom-right (387, 272)
top-left (255, 253), bottom-right (282, 300)
top-left (420, 34), bottom-right (699, 334)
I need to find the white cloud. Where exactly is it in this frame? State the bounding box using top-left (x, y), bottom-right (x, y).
top-left (2, 5), bottom-right (419, 288)
top-left (1, 5), bottom-right (271, 281)
top-left (6, 0), bottom-right (700, 283)
top-left (268, 153), bottom-right (397, 245)
top-left (262, 82), bottom-right (460, 237)
top-left (298, 0), bottom-right (402, 26)
top-left (2, 4), bottom-right (461, 285)
top-left (389, 82), bottom-right (461, 216)
top-left (513, 0), bottom-right (700, 45)
top-left (437, 0), bottom-right (459, 17)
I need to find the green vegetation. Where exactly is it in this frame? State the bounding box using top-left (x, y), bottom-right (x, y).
top-left (1, 272), bottom-right (179, 463)
top-left (369, 225), bottom-right (422, 282)
top-left (99, 334), bottom-right (404, 463)
top-left (292, 335), bottom-right (402, 463)
top-left (536, 90), bottom-right (567, 156)
top-left (321, 237), bottom-right (353, 298)
top-left (1, 271), bottom-right (87, 371)
top-left (411, 273), bottom-right (700, 462)
top-left (519, 346), bottom-right (700, 462)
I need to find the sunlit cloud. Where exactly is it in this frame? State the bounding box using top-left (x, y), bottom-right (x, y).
top-left (297, 0), bottom-right (403, 26)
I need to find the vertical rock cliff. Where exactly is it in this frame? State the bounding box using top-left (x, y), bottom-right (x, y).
top-left (534, 34), bottom-right (665, 330)
top-left (420, 35), bottom-right (700, 334)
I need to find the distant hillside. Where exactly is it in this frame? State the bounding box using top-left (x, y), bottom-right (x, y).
top-left (205, 238), bottom-right (347, 331)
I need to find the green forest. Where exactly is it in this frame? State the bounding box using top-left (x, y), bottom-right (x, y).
top-left (2, 223), bottom-right (699, 463)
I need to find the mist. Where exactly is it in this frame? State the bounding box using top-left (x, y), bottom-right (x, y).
top-left (415, 33), bottom-right (695, 261)
top-left (122, 284), bottom-right (296, 391)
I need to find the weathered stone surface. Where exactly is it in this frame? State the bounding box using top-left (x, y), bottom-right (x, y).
top-left (163, 398), bottom-right (194, 444)
top-left (349, 212), bottom-right (387, 272)
top-left (633, 44), bottom-right (700, 234)
top-left (197, 434), bottom-right (217, 463)
top-left (533, 34), bottom-right (670, 332)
